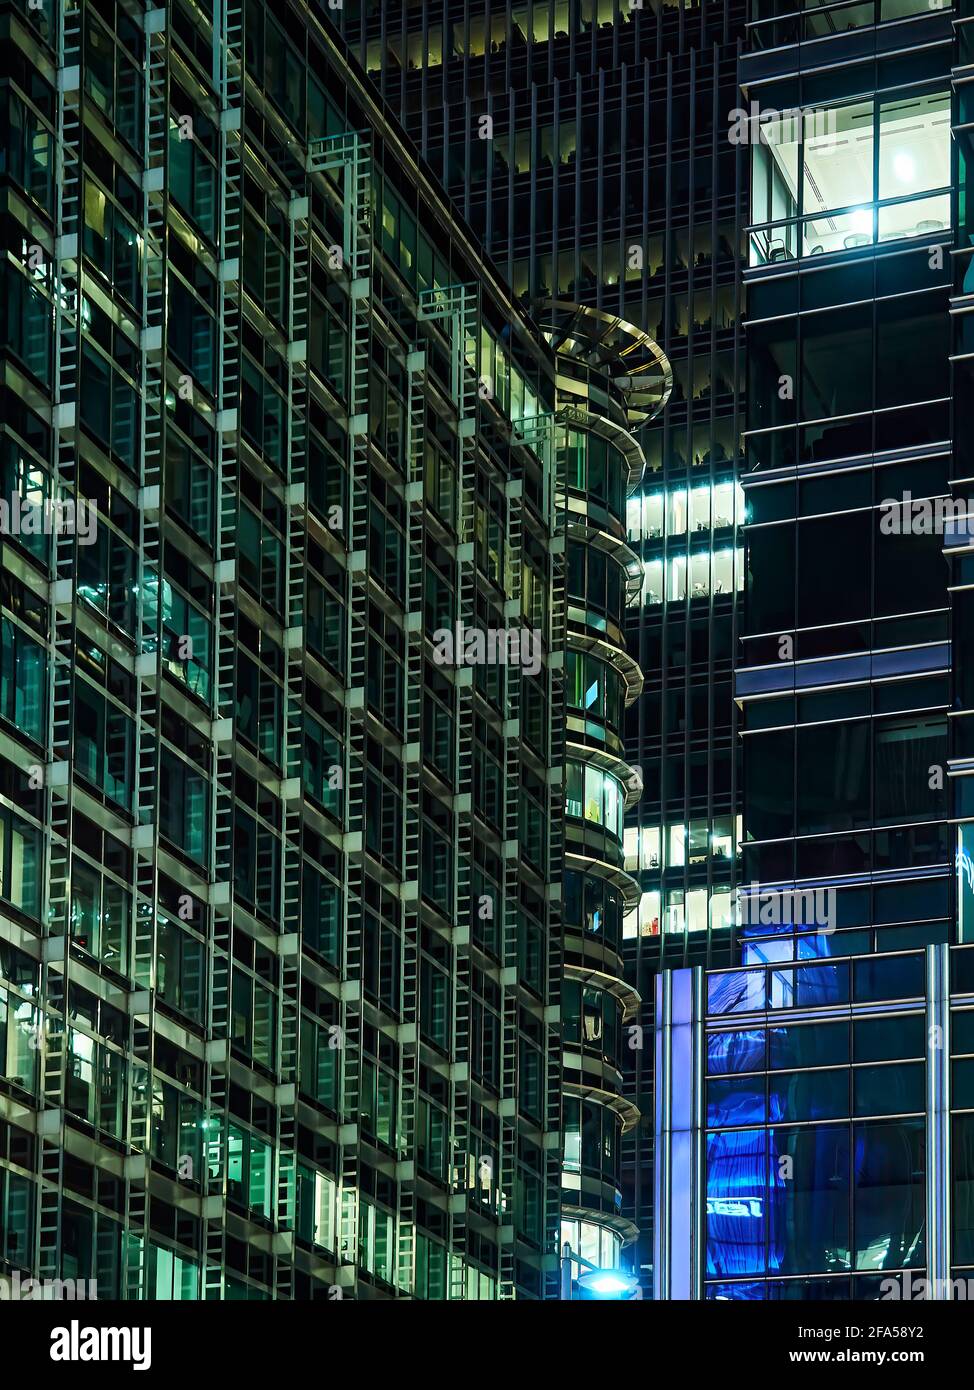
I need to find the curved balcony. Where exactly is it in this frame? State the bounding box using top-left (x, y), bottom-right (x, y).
top-left (567, 1078), bottom-right (641, 1136)
top-left (566, 539), bottom-right (632, 647)
top-left (565, 642), bottom-right (639, 765)
top-left (565, 629), bottom-right (643, 709)
top-left (564, 961), bottom-right (641, 1025)
top-left (571, 742), bottom-right (641, 800)
top-left (559, 1216), bottom-right (629, 1277)
top-left (560, 410), bottom-right (650, 546)
top-left (561, 1081), bottom-right (641, 1244)
top-left (533, 300), bottom-right (673, 427)
top-left (562, 967), bottom-right (641, 1105)
top-left (560, 401), bottom-right (650, 500)
top-left (564, 753), bottom-right (640, 878)
top-left (560, 1204), bottom-right (640, 1250)
top-left (566, 516), bottom-right (643, 606)
top-left (561, 842), bottom-right (641, 986)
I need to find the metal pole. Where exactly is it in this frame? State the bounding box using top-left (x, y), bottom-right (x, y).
top-left (560, 1242), bottom-right (573, 1300)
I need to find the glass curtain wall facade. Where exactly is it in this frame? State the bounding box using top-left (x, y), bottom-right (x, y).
top-left (739, 15), bottom-right (955, 956)
top-left (653, 0), bottom-right (963, 1302)
top-left (340, 0), bottom-right (750, 1293)
top-left (653, 943), bottom-right (974, 1299)
top-left (0, 0), bottom-right (572, 1299)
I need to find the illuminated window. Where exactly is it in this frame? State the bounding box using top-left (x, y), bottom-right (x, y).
top-left (633, 890), bottom-right (661, 938)
top-left (641, 557), bottom-right (663, 606)
top-left (622, 825), bottom-right (660, 870)
top-left (688, 820), bottom-right (710, 864)
top-left (690, 485), bottom-right (711, 533)
top-left (713, 546), bottom-right (744, 596)
top-left (687, 888), bottom-right (708, 933)
top-left (665, 891), bottom-right (685, 934)
top-left (750, 92), bottom-right (951, 264)
top-left (627, 491), bottom-right (663, 542)
top-left (631, 483), bottom-right (743, 544)
top-left (639, 533), bottom-right (744, 600)
top-left (624, 826), bottom-right (638, 870)
top-left (669, 554), bottom-right (687, 602)
top-left (565, 761), bottom-right (626, 842)
top-left (711, 815), bottom-right (736, 861)
top-left (714, 482), bottom-right (739, 530)
top-left (710, 889), bottom-right (735, 931)
top-left (690, 551), bottom-right (710, 599)
top-left (560, 1218), bottom-right (622, 1271)
top-left (667, 488), bottom-right (688, 535)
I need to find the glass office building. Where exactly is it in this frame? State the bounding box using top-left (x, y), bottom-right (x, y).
top-left (739, 2), bottom-right (955, 949)
top-left (0, 0), bottom-right (597, 1300)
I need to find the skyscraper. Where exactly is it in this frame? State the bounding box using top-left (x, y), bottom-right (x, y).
top-left (651, 0), bottom-right (961, 1301)
top-left (740, 4), bottom-right (953, 965)
top-left (0, 0), bottom-right (592, 1300)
